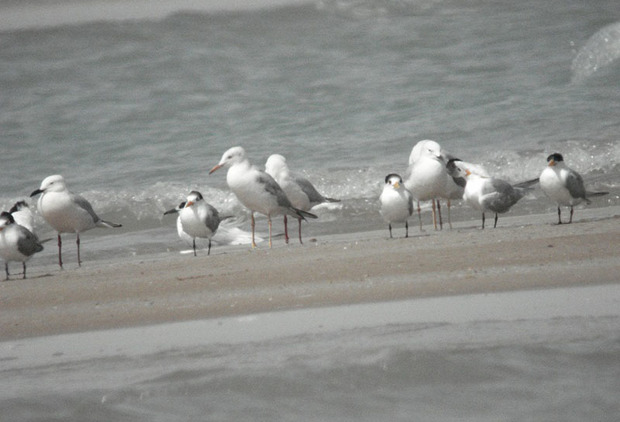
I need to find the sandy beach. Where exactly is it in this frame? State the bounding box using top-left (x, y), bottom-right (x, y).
top-left (2, 206), bottom-right (619, 422)
top-left (1, 206), bottom-right (618, 342)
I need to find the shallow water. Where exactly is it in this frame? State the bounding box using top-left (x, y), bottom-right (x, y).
top-left (2, 284), bottom-right (620, 421)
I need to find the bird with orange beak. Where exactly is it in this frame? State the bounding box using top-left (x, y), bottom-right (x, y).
top-left (379, 173), bottom-right (413, 238)
top-left (539, 153), bottom-right (608, 224)
top-left (164, 191), bottom-right (221, 256)
top-left (448, 160), bottom-right (535, 229)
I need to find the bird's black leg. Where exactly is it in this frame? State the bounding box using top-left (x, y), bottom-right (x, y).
top-left (569, 206), bottom-right (574, 224)
top-left (405, 221), bottom-right (409, 238)
top-left (284, 215), bottom-right (289, 244)
top-left (494, 213), bottom-right (499, 228)
top-left (193, 239), bottom-right (197, 256)
top-left (389, 223), bottom-right (393, 238)
top-left (76, 233), bottom-right (81, 267)
top-left (481, 212), bottom-right (485, 229)
top-left (557, 207), bottom-right (562, 224)
top-left (251, 212), bottom-right (256, 248)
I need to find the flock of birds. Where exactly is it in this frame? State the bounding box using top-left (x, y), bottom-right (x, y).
top-left (0, 140), bottom-right (608, 280)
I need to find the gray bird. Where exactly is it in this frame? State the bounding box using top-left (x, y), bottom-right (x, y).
top-left (265, 154), bottom-right (339, 244)
top-left (539, 153), bottom-right (608, 224)
top-left (209, 146), bottom-right (317, 248)
top-left (0, 211), bottom-right (44, 280)
top-left (30, 175), bottom-right (122, 268)
top-left (164, 191), bottom-right (221, 256)
top-left (449, 160), bottom-right (537, 229)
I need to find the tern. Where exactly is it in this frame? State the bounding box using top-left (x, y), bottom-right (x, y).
top-left (448, 160), bottom-right (536, 229)
top-left (0, 211), bottom-right (44, 280)
top-left (379, 173), bottom-right (414, 238)
top-left (540, 153), bottom-right (608, 224)
top-left (164, 191), bottom-right (221, 256)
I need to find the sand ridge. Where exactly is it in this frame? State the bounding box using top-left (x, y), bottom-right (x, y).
top-left (1, 208), bottom-right (619, 341)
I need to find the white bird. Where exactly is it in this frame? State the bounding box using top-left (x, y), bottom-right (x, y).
top-left (265, 154), bottom-right (339, 244)
top-left (164, 191), bottom-right (221, 256)
top-left (9, 200), bottom-right (35, 233)
top-left (379, 173), bottom-right (414, 238)
top-left (404, 140), bottom-right (449, 230)
top-left (30, 175), bottom-right (122, 268)
top-left (164, 200), bottom-right (258, 250)
top-left (439, 150), bottom-right (472, 230)
top-left (0, 211), bottom-right (44, 280)
top-left (448, 160), bottom-right (535, 229)
top-left (163, 200), bottom-right (193, 243)
top-left (209, 146), bottom-right (317, 248)
top-left (539, 153), bottom-right (608, 224)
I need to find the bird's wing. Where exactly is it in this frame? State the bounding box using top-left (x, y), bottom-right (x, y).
top-left (17, 226), bottom-right (43, 256)
top-left (565, 170), bottom-right (587, 200)
top-left (70, 192), bottom-right (101, 222)
top-left (294, 176), bottom-right (326, 203)
top-left (204, 204), bottom-right (221, 233)
top-left (258, 173), bottom-right (292, 208)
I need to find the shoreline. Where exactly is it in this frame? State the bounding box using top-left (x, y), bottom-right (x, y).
top-left (1, 206), bottom-right (619, 341)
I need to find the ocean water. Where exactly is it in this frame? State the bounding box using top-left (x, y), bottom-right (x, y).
top-left (1, 1), bottom-right (620, 420)
top-left (2, 285), bottom-right (620, 421)
top-left (1, 0), bottom-right (619, 262)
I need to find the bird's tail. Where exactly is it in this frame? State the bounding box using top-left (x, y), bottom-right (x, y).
top-left (97, 220), bottom-right (122, 228)
top-left (512, 177), bottom-right (539, 189)
top-left (585, 191), bottom-right (609, 204)
top-left (293, 208), bottom-right (318, 220)
top-left (586, 190), bottom-right (609, 198)
top-left (324, 197), bottom-right (341, 203)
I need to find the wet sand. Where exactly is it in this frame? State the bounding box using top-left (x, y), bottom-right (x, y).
top-left (1, 206), bottom-right (619, 341)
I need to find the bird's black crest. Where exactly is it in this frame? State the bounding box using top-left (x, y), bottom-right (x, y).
top-left (189, 191), bottom-right (203, 200)
top-left (546, 153), bottom-right (564, 163)
top-left (384, 173), bottom-right (402, 184)
top-left (446, 158), bottom-right (462, 170)
top-left (9, 201), bottom-right (28, 213)
top-left (0, 211), bottom-right (15, 223)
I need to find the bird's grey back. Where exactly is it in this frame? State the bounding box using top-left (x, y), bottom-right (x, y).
top-left (16, 226), bottom-right (44, 256)
top-left (205, 203), bottom-right (221, 233)
top-left (565, 170), bottom-right (587, 201)
top-left (257, 173), bottom-right (293, 209)
top-left (70, 192), bottom-right (101, 223)
top-left (487, 179), bottom-right (523, 213)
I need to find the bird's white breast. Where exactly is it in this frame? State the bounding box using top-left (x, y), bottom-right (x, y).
top-left (405, 158), bottom-right (448, 201)
top-left (180, 207), bottom-right (213, 239)
top-left (38, 191), bottom-right (96, 233)
top-left (380, 187), bottom-right (411, 223)
top-left (540, 167), bottom-right (577, 206)
top-left (227, 165), bottom-right (280, 216)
